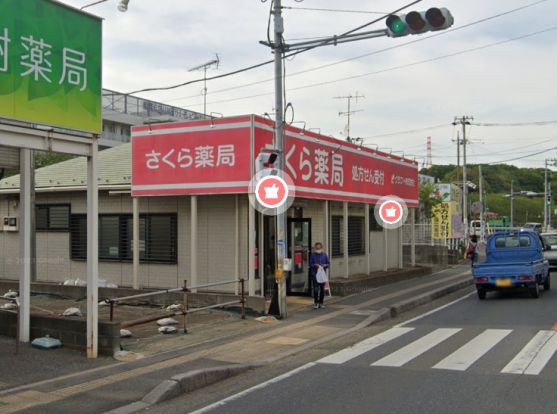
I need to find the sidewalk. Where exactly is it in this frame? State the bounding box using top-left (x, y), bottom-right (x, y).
top-left (0, 265), bottom-right (472, 414)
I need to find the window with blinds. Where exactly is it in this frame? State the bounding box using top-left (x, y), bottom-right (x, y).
top-left (369, 206), bottom-right (383, 232)
top-left (331, 215), bottom-right (365, 257)
top-left (70, 214), bottom-right (177, 264)
top-left (36, 205), bottom-right (70, 231)
top-left (331, 216), bottom-right (343, 257)
top-left (348, 216), bottom-right (365, 256)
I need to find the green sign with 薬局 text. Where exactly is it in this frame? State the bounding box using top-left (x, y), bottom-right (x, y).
top-left (0, 0), bottom-right (102, 133)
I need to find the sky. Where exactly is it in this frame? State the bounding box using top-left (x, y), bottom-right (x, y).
top-left (65, 0), bottom-right (557, 170)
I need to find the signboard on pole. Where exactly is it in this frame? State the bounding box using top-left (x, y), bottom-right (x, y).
top-left (0, 0), bottom-right (102, 133)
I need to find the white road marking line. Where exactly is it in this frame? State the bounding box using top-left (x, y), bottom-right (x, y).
top-left (395, 290), bottom-right (474, 328)
top-left (433, 329), bottom-right (512, 371)
top-left (502, 330), bottom-right (557, 375)
top-left (372, 328), bottom-right (461, 367)
top-left (189, 363), bottom-right (316, 414)
top-left (317, 327), bottom-right (414, 365)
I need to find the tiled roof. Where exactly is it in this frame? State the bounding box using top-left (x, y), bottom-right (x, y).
top-left (0, 143), bottom-right (131, 192)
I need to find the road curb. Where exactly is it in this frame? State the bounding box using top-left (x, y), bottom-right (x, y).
top-left (390, 278), bottom-right (473, 317)
top-left (104, 275), bottom-right (472, 413)
top-left (104, 364), bottom-right (259, 414)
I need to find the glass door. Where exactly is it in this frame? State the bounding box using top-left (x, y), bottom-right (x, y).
top-left (287, 218), bottom-right (311, 295)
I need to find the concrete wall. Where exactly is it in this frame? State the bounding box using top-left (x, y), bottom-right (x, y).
top-left (0, 190), bottom-right (405, 291)
top-left (403, 245), bottom-right (449, 268)
top-left (0, 192), bottom-right (249, 293)
top-left (0, 311), bottom-right (120, 355)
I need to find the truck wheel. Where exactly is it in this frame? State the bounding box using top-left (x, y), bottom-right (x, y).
top-left (477, 288), bottom-right (486, 300)
top-left (544, 274), bottom-right (551, 291)
top-left (530, 283), bottom-right (540, 299)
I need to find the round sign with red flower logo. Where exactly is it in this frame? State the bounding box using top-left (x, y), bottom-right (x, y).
top-left (374, 196), bottom-right (408, 229)
top-left (379, 199), bottom-right (404, 225)
top-left (255, 175), bottom-right (289, 209)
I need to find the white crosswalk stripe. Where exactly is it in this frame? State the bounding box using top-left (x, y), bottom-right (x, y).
top-left (318, 327), bottom-right (557, 376)
top-left (318, 327), bottom-right (414, 365)
top-left (433, 329), bottom-right (512, 371)
top-left (371, 328), bottom-right (461, 367)
top-left (501, 330), bottom-right (557, 375)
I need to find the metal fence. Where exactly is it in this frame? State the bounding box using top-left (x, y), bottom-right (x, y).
top-left (402, 223), bottom-right (447, 246)
top-left (104, 279), bottom-right (246, 334)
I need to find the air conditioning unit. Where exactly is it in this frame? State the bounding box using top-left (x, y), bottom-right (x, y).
top-left (3, 217), bottom-right (18, 232)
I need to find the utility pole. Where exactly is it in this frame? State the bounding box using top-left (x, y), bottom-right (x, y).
top-left (272, 0), bottom-right (287, 318)
top-left (334, 93), bottom-right (364, 142)
top-left (545, 157), bottom-right (557, 231)
top-left (510, 180), bottom-right (514, 228)
top-left (479, 165), bottom-right (485, 242)
top-left (189, 55), bottom-right (220, 117)
top-left (453, 131), bottom-right (461, 185)
top-left (453, 116), bottom-right (473, 236)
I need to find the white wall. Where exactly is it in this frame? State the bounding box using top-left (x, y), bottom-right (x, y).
top-left (0, 192), bottom-right (248, 293)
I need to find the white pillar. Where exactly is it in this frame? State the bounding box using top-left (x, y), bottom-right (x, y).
top-left (411, 208), bottom-right (416, 267)
top-left (248, 202), bottom-right (256, 296)
top-left (365, 204), bottom-right (371, 275)
top-left (383, 228), bottom-right (389, 272)
top-left (234, 195), bottom-right (240, 295)
top-left (343, 201), bottom-right (349, 279)
top-left (398, 225), bottom-right (404, 269)
top-left (86, 139), bottom-right (99, 358)
top-left (190, 195), bottom-right (198, 292)
top-left (258, 212), bottom-right (265, 296)
top-left (132, 196), bottom-right (140, 290)
top-left (18, 148), bottom-right (32, 343)
top-left (323, 200), bottom-right (330, 256)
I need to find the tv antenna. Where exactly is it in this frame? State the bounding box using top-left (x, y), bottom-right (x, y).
top-left (334, 92), bottom-right (365, 142)
top-left (189, 54), bottom-right (220, 116)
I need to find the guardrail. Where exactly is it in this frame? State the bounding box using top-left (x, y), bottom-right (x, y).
top-left (0, 296), bottom-right (19, 354)
top-left (104, 278), bottom-right (246, 334)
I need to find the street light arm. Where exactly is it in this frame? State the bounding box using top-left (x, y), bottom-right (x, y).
top-left (81, 0), bottom-right (129, 11)
top-left (81, 0), bottom-right (109, 10)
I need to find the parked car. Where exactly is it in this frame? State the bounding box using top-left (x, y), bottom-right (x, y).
top-left (521, 222), bottom-right (542, 232)
top-left (541, 233), bottom-right (557, 270)
top-left (472, 230), bottom-right (550, 299)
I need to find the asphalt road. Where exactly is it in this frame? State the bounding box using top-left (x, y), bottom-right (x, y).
top-left (184, 279), bottom-right (557, 414)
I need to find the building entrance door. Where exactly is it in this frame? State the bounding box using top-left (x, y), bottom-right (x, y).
top-left (287, 218), bottom-right (311, 295)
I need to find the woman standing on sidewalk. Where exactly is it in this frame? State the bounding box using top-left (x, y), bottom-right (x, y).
top-left (309, 242), bottom-right (330, 309)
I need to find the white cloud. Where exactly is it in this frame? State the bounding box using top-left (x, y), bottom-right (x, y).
top-left (67, 0), bottom-right (557, 168)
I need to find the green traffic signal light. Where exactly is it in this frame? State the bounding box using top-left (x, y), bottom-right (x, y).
top-left (386, 15), bottom-right (407, 36)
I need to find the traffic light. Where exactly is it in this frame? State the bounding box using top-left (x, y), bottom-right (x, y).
top-left (386, 7), bottom-right (454, 37)
top-left (548, 192), bottom-right (552, 206)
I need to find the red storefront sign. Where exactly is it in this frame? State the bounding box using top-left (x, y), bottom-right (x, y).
top-left (132, 115), bottom-right (419, 206)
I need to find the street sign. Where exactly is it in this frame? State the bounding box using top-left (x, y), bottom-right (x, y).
top-left (255, 175), bottom-right (289, 209)
top-left (0, 0), bottom-right (102, 133)
top-left (378, 199), bottom-right (404, 225)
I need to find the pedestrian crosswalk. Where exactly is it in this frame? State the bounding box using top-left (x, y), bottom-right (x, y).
top-left (318, 326), bottom-right (557, 376)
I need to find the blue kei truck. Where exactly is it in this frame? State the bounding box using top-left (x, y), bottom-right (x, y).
top-left (472, 230), bottom-right (551, 300)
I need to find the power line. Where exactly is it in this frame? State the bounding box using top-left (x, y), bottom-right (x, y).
top-left (124, 0), bottom-right (422, 96)
top-left (488, 147), bottom-right (557, 165)
top-left (283, 6), bottom-right (388, 15)
top-left (163, 0), bottom-right (553, 104)
top-left (472, 120), bottom-right (557, 127)
top-left (360, 124), bottom-right (450, 140)
top-left (183, 25), bottom-right (557, 108)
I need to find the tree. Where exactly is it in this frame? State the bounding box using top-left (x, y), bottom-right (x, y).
top-left (34, 151), bottom-right (75, 169)
top-left (418, 182), bottom-right (444, 221)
